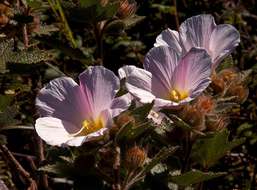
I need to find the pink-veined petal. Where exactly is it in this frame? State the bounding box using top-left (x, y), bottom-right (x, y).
top-left (110, 93), bottom-right (132, 117)
top-left (144, 46), bottom-right (180, 98)
top-left (36, 77), bottom-right (88, 128)
top-left (179, 14), bottom-right (216, 53)
top-left (118, 65), bottom-right (155, 103)
top-left (172, 48), bottom-right (212, 98)
top-left (35, 117), bottom-right (86, 146)
top-left (154, 28), bottom-right (182, 54)
top-left (209, 24), bottom-right (240, 68)
top-left (79, 66), bottom-right (120, 118)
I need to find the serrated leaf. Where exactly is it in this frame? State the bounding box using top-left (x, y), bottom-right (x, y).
top-left (104, 20), bottom-right (125, 35)
top-left (142, 146), bottom-right (178, 174)
top-left (0, 40), bottom-right (13, 73)
top-left (9, 49), bottom-right (52, 64)
top-left (170, 170), bottom-right (226, 186)
top-left (39, 162), bottom-right (76, 178)
top-left (123, 15), bottom-right (145, 28)
top-left (191, 129), bottom-right (245, 168)
top-left (130, 102), bottom-right (154, 121)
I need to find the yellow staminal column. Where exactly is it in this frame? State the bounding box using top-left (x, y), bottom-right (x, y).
top-left (72, 117), bottom-right (104, 137)
top-left (169, 89), bottom-right (189, 102)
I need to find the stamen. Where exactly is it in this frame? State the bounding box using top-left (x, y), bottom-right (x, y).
top-left (169, 89), bottom-right (188, 102)
top-left (72, 117), bottom-right (104, 137)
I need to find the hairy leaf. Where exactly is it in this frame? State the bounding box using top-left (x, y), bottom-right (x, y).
top-left (191, 129), bottom-right (245, 168)
top-left (170, 170), bottom-right (226, 186)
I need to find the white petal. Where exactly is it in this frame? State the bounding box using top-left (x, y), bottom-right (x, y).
top-left (144, 46), bottom-right (180, 98)
top-left (111, 93), bottom-right (132, 117)
top-left (179, 14), bottom-right (216, 53)
top-left (172, 48), bottom-right (212, 98)
top-left (36, 77), bottom-right (88, 128)
top-left (79, 66), bottom-right (120, 118)
top-left (35, 117), bottom-right (86, 146)
top-left (209, 24), bottom-right (240, 68)
top-left (154, 28), bottom-right (182, 54)
top-left (119, 66), bottom-right (155, 103)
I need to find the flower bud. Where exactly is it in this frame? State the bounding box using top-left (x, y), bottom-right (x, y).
top-left (180, 105), bottom-right (205, 131)
top-left (206, 116), bottom-right (227, 131)
top-left (195, 95), bottom-right (215, 114)
top-left (211, 74), bottom-right (225, 93)
top-left (117, 0), bottom-right (137, 19)
top-left (0, 3), bottom-right (12, 27)
top-left (227, 85), bottom-right (249, 103)
top-left (219, 68), bottom-right (238, 83)
top-left (116, 112), bottom-right (135, 127)
top-left (125, 146), bottom-right (147, 170)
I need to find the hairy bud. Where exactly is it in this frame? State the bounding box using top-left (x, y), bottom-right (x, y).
top-left (0, 3), bottom-right (12, 27)
top-left (195, 95), bottom-right (215, 114)
top-left (211, 74), bottom-right (225, 93)
top-left (219, 68), bottom-right (238, 83)
top-left (117, 0), bottom-right (137, 19)
top-left (125, 146), bottom-right (147, 170)
top-left (227, 84), bottom-right (249, 103)
top-left (206, 116), bottom-right (227, 131)
top-left (180, 105), bottom-right (205, 131)
top-left (116, 112), bottom-right (135, 127)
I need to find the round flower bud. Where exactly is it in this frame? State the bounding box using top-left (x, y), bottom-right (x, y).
top-left (211, 74), bottom-right (225, 93)
top-left (180, 105), bottom-right (205, 131)
top-left (219, 68), bottom-right (238, 83)
top-left (116, 112), bottom-right (135, 127)
top-left (227, 85), bottom-right (249, 103)
top-left (195, 95), bottom-right (215, 114)
top-left (117, 0), bottom-right (137, 19)
top-left (206, 116), bottom-right (227, 131)
top-left (125, 146), bottom-right (147, 170)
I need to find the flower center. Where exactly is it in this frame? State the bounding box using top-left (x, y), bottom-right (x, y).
top-left (169, 89), bottom-right (189, 102)
top-left (72, 117), bottom-right (104, 137)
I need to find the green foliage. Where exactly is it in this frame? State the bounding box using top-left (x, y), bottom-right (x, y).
top-left (0, 39), bottom-right (52, 73)
top-left (142, 146), bottom-right (178, 174)
top-left (191, 130), bottom-right (245, 168)
top-left (170, 170), bottom-right (226, 186)
top-left (115, 102), bottom-right (154, 143)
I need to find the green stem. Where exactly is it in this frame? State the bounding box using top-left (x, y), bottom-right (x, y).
top-left (48, 0), bottom-right (77, 48)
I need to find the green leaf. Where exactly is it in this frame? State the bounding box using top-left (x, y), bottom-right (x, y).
top-left (191, 129), bottom-right (245, 168)
top-left (0, 39), bottom-right (13, 73)
top-left (142, 146), bottom-right (178, 174)
top-left (0, 95), bottom-right (13, 111)
top-left (39, 162), bottom-right (74, 177)
top-left (217, 55), bottom-right (234, 71)
top-left (130, 102), bottom-right (154, 121)
top-left (104, 20), bottom-right (125, 35)
top-left (80, 0), bottom-right (99, 8)
top-left (9, 49), bottom-right (52, 64)
top-left (123, 15), bottom-right (145, 28)
top-left (170, 170), bottom-right (226, 186)
top-left (115, 119), bottom-right (153, 143)
top-left (0, 106), bottom-right (18, 127)
top-left (151, 4), bottom-right (174, 14)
